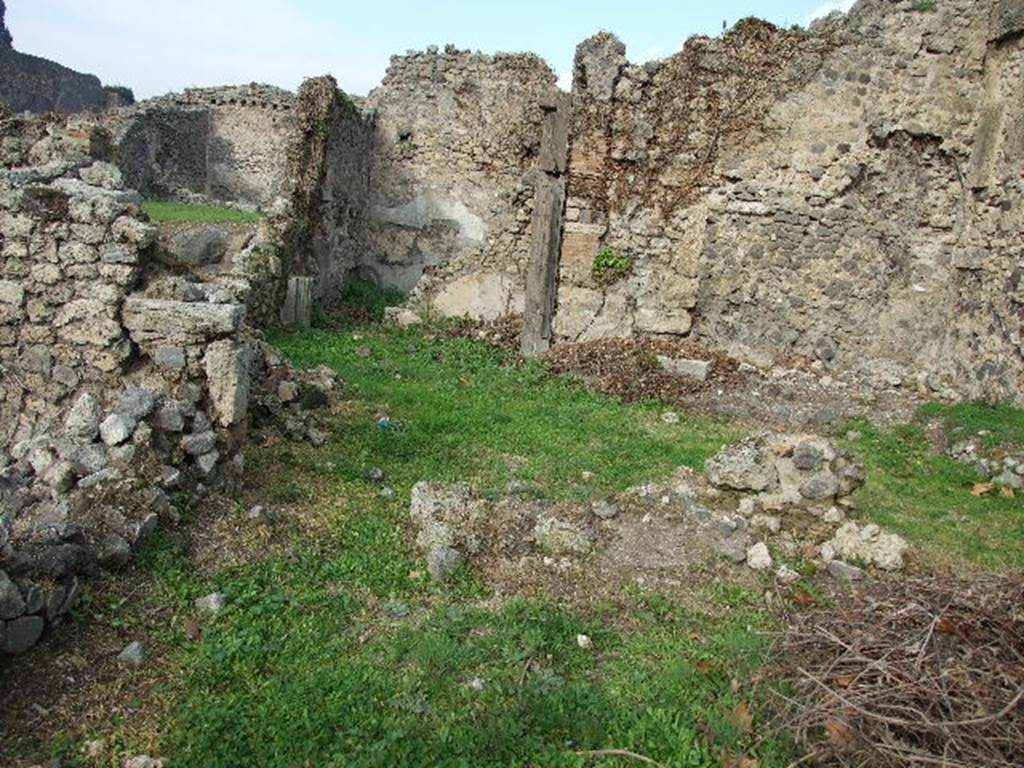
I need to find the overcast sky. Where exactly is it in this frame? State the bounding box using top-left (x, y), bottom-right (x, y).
top-left (7, 0), bottom-right (856, 100)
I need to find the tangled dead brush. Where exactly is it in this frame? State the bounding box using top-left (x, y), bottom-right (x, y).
top-left (776, 576), bottom-right (1024, 767)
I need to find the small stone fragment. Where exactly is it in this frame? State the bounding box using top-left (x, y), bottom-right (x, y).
top-left (194, 592), bottom-right (226, 614)
top-left (718, 537), bottom-right (749, 564)
top-left (591, 500), bottom-right (620, 519)
top-left (427, 545), bottom-right (465, 582)
top-left (118, 640), bottom-right (146, 668)
top-left (277, 380), bottom-right (298, 403)
top-left (746, 542), bottom-right (773, 571)
top-left (775, 565), bottom-right (801, 584)
top-left (3, 615), bottom-right (44, 654)
top-left (828, 559), bottom-right (865, 582)
top-left (534, 515), bottom-right (594, 555)
top-left (99, 414), bottom-right (134, 446)
top-left (0, 571), bottom-right (26, 620)
top-left (247, 505), bottom-right (274, 524)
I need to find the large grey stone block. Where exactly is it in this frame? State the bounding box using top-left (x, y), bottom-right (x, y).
top-left (122, 297), bottom-right (244, 345)
top-left (204, 340), bottom-right (250, 427)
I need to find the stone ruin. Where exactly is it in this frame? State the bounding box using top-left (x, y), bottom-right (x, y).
top-left (1, 0), bottom-right (1023, 655)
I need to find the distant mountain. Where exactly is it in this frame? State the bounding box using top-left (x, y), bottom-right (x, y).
top-left (0, 1), bottom-right (133, 113)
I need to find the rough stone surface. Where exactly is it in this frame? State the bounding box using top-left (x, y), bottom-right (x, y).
top-left (99, 414), bottom-right (134, 446)
top-left (827, 521), bottom-right (908, 571)
top-left (553, 4), bottom-right (1024, 403)
top-left (2, 615), bottom-right (44, 654)
top-left (657, 356), bottom-right (712, 381)
top-left (706, 441), bottom-right (777, 492)
top-left (427, 545), bottom-right (465, 582)
top-left (164, 227), bottom-right (228, 267)
top-left (533, 514), bottom-right (595, 555)
top-left (0, 570), bottom-right (25, 619)
top-left (195, 592), bottom-right (227, 614)
top-left (117, 640), bottom-right (146, 667)
top-left (205, 340), bottom-right (250, 427)
top-left (828, 559), bottom-right (865, 583)
top-left (122, 298), bottom-right (245, 345)
top-left (410, 481), bottom-right (488, 555)
top-left (745, 542), bottom-right (773, 571)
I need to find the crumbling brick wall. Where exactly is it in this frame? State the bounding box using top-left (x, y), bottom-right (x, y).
top-left (0, 114), bottom-right (258, 656)
top-left (359, 47), bottom-right (557, 319)
top-left (554, 0), bottom-right (1024, 402)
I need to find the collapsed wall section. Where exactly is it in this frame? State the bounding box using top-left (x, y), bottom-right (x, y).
top-left (0, 114), bottom-right (259, 656)
top-left (360, 48), bottom-right (558, 320)
top-left (271, 77), bottom-right (373, 305)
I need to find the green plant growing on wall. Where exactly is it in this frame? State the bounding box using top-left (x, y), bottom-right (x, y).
top-left (909, 1), bottom-right (937, 11)
top-left (592, 247), bottom-right (633, 286)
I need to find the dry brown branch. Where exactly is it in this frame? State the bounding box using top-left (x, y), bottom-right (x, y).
top-left (773, 575), bottom-right (1024, 767)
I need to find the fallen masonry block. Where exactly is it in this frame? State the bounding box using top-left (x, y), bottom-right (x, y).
top-left (122, 297), bottom-right (245, 345)
top-left (657, 356), bottom-right (712, 381)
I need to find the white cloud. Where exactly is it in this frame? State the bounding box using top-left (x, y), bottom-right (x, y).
top-left (556, 70), bottom-right (572, 92)
top-left (806, 0), bottom-right (857, 25)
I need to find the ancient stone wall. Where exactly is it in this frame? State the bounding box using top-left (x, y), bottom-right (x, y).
top-left (0, 114), bottom-right (261, 656)
top-left (102, 85), bottom-right (297, 209)
top-left (553, 0), bottom-right (1024, 402)
top-left (272, 77), bottom-right (373, 305)
top-left (556, 21), bottom-right (839, 342)
top-left (359, 48), bottom-right (558, 319)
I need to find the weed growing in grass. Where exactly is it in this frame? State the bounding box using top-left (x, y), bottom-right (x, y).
top-left (318, 277), bottom-right (407, 327)
top-left (141, 201), bottom-right (262, 224)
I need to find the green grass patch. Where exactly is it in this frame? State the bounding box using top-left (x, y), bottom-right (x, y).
top-left (166, 577), bottom-right (787, 767)
top-left (134, 324), bottom-right (778, 766)
top-left (334, 278), bottom-right (407, 323)
top-left (141, 201), bottom-right (261, 224)
top-left (268, 326), bottom-right (741, 501)
top-left (918, 400), bottom-right (1024, 449)
top-left (842, 412), bottom-right (1024, 570)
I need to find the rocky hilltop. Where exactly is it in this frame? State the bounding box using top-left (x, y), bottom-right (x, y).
top-left (0, 1), bottom-right (131, 113)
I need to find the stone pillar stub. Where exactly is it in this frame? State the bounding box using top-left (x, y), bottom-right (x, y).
top-left (281, 276), bottom-right (314, 328)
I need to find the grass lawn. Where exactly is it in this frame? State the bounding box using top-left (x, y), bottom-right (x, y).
top-left (268, 326), bottom-right (742, 502)
top-left (97, 323), bottom-right (780, 768)
top-left (141, 200), bottom-right (262, 224)
top-left (20, 289), bottom-right (1024, 768)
